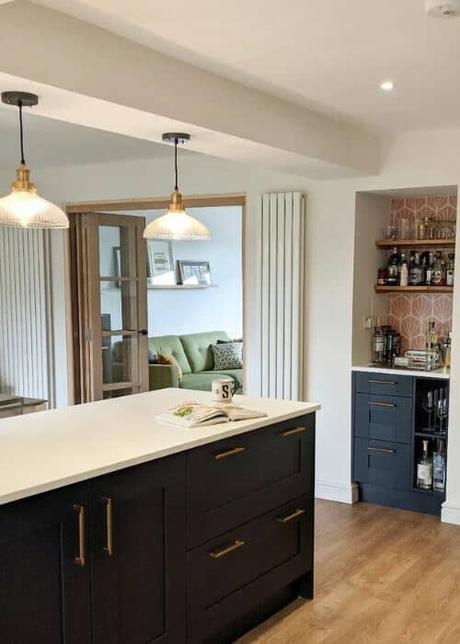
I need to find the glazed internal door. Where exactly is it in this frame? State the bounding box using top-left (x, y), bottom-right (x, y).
top-left (75, 213), bottom-right (148, 402)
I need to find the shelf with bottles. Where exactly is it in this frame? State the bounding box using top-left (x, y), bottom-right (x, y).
top-left (375, 247), bottom-right (455, 292)
top-left (376, 239), bottom-right (455, 249)
top-left (414, 378), bottom-right (448, 496)
top-left (414, 436), bottom-right (447, 496)
top-left (374, 285), bottom-right (453, 293)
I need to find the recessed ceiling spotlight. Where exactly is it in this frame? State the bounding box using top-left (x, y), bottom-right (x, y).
top-left (380, 80), bottom-right (395, 92)
top-left (426, 0), bottom-right (460, 18)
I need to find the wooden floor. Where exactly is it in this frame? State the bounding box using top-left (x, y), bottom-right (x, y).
top-left (238, 500), bottom-right (460, 644)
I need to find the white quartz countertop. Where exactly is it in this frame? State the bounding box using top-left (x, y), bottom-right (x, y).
top-left (0, 388), bottom-right (320, 506)
top-left (352, 365), bottom-right (450, 380)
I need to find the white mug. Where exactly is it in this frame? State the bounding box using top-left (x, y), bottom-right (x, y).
top-left (212, 378), bottom-right (235, 404)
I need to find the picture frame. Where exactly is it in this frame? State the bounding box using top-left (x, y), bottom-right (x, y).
top-left (147, 241), bottom-right (175, 286)
top-left (177, 260), bottom-right (212, 286)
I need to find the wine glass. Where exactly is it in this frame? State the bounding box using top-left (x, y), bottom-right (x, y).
top-left (422, 391), bottom-right (435, 432)
top-left (437, 398), bottom-right (448, 435)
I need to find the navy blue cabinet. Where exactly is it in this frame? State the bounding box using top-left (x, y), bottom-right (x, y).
top-left (352, 371), bottom-right (446, 515)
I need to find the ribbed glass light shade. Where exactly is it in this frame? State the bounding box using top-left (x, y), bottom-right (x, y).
top-left (0, 166), bottom-right (69, 229)
top-left (143, 190), bottom-right (211, 240)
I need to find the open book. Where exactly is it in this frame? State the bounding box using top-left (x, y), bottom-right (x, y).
top-left (156, 402), bottom-right (267, 428)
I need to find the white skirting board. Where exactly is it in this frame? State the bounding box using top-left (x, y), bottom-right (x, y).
top-left (260, 192), bottom-right (306, 400)
top-left (315, 480), bottom-right (359, 504)
top-left (0, 227), bottom-right (54, 404)
top-left (441, 502), bottom-right (460, 525)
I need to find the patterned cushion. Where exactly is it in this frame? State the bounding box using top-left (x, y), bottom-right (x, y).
top-left (212, 342), bottom-right (243, 370)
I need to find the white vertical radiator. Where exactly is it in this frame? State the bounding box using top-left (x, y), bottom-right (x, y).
top-left (260, 192), bottom-right (306, 400)
top-left (0, 228), bottom-right (53, 403)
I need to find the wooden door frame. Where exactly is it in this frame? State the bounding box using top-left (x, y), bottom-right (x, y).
top-left (65, 193), bottom-right (247, 405)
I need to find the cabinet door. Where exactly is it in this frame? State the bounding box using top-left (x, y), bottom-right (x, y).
top-left (0, 484), bottom-right (91, 644)
top-left (90, 455), bottom-right (186, 644)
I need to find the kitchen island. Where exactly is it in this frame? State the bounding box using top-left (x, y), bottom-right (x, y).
top-left (0, 388), bottom-right (319, 644)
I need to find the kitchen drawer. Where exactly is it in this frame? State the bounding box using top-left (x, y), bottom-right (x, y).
top-left (354, 393), bottom-right (412, 444)
top-left (187, 495), bottom-right (313, 644)
top-left (354, 437), bottom-right (411, 490)
top-left (354, 372), bottom-right (413, 398)
top-left (186, 415), bottom-right (315, 547)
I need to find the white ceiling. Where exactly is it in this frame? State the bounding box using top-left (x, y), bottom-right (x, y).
top-left (0, 103), bottom-right (173, 170)
top-left (33, 0), bottom-right (460, 134)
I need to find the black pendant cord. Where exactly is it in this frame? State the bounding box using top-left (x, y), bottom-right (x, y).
top-left (18, 100), bottom-right (25, 166)
top-left (174, 137), bottom-right (179, 191)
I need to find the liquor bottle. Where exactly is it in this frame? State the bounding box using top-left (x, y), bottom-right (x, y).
top-left (432, 251), bottom-right (446, 286)
top-left (446, 253), bottom-right (455, 287)
top-left (425, 252), bottom-right (434, 286)
top-left (417, 440), bottom-right (433, 490)
top-left (409, 251), bottom-right (423, 286)
top-left (372, 323), bottom-right (384, 364)
top-left (399, 253), bottom-right (409, 287)
top-left (433, 439), bottom-right (446, 492)
top-left (387, 247), bottom-right (401, 286)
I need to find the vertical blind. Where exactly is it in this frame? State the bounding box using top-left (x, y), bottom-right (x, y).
top-left (0, 228), bottom-right (53, 403)
top-left (260, 192), bottom-right (306, 400)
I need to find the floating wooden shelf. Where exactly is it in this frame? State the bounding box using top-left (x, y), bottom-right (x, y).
top-left (376, 239), bottom-right (455, 249)
top-left (374, 285), bottom-right (454, 294)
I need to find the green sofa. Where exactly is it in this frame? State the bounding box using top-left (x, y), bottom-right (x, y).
top-left (148, 331), bottom-right (243, 393)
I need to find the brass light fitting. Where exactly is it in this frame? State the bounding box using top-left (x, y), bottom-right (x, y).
top-left (0, 91), bottom-right (69, 229)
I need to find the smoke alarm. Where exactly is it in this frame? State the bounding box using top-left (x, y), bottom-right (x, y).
top-left (426, 0), bottom-right (460, 18)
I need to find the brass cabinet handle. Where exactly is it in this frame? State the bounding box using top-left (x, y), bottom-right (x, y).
top-left (73, 504), bottom-right (86, 567)
top-left (214, 446), bottom-right (246, 460)
top-left (368, 379), bottom-right (396, 385)
top-left (277, 508), bottom-right (306, 524)
top-left (102, 497), bottom-right (113, 557)
top-left (368, 401), bottom-right (397, 408)
top-left (209, 539), bottom-right (245, 559)
top-left (280, 426), bottom-right (306, 437)
top-left (368, 447), bottom-right (396, 455)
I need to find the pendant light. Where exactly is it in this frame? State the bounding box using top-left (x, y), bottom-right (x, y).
top-left (143, 133), bottom-right (211, 240)
top-left (0, 91), bottom-right (69, 229)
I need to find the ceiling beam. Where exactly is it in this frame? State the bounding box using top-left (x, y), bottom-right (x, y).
top-left (0, 1), bottom-right (380, 178)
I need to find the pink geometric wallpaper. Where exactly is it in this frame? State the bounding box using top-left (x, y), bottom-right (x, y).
top-left (388, 294), bottom-right (452, 352)
top-left (386, 195), bottom-right (456, 352)
top-left (390, 195), bottom-right (457, 230)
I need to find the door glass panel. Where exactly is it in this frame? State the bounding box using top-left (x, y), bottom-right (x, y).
top-left (102, 335), bottom-right (137, 385)
top-left (100, 280), bottom-right (137, 332)
top-left (99, 225), bottom-right (136, 278)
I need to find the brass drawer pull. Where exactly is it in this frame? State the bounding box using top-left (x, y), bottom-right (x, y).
top-left (368, 447), bottom-right (396, 455)
top-left (73, 504), bottom-right (86, 567)
top-left (280, 427), bottom-right (306, 437)
top-left (368, 401), bottom-right (397, 408)
top-left (214, 446), bottom-right (246, 460)
top-left (368, 379), bottom-right (396, 385)
top-left (277, 508), bottom-right (306, 524)
top-left (102, 497), bottom-right (113, 557)
top-left (209, 539), bottom-right (245, 559)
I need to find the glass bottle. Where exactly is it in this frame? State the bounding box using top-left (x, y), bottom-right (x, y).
top-left (409, 251), bottom-right (423, 286)
top-left (446, 253), bottom-right (455, 287)
top-left (399, 254), bottom-right (409, 287)
top-left (372, 324), bottom-right (384, 364)
top-left (433, 439), bottom-right (446, 492)
top-left (432, 251), bottom-right (446, 286)
top-left (417, 440), bottom-right (433, 490)
top-left (387, 247), bottom-right (401, 286)
top-left (425, 252), bottom-right (434, 286)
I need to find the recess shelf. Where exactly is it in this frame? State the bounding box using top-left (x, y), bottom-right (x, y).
top-left (376, 239), bottom-right (455, 249)
top-left (374, 285), bottom-right (454, 294)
